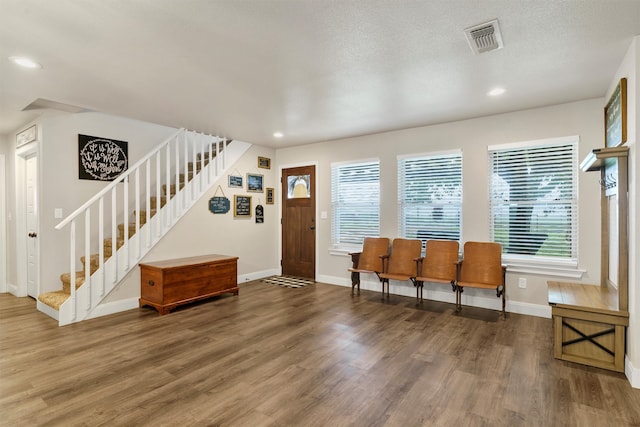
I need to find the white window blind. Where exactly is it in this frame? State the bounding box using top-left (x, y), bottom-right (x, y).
top-left (331, 160), bottom-right (380, 246)
top-left (398, 152), bottom-right (462, 244)
top-left (488, 139), bottom-right (577, 260)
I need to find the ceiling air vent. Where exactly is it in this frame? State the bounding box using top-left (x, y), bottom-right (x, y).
top-left (464, 19), bottom-right (503, 55)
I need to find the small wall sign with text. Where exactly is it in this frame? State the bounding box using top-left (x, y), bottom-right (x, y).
top-left (209, 196), bottom-right (230, 214)
top-left (234, 195), bottom-right (252, 218)
top-left (258, 156), bottom-right (271, 169)
top-left (228, 174), bottom-right (243, 188)
top-left (247, 173), bottom-right (264, 192)
top-left (78, 134), bottom-right (128, 181)
top-left (255, 204), bottom-right (264, 223)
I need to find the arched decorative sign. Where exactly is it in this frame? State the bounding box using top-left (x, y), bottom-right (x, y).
top-left (209, 186), bottom-right (231, 214)
top-left (210, 197), bottom-right (230, 214)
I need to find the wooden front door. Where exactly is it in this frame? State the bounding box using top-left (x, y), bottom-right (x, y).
top-left (281, 165), bottom-right (316, 279)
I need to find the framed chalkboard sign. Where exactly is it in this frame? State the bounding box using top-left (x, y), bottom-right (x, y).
top-left (78, 134), bottom-right (128, 181)
top-left (605, 78), bottom-right (627, 148)
top-left (234, 195), bottom-right (252, 218)
top-left (228, 174), bottom-right (243, 188)
top-left (247, 173), bottom-right (264, 192)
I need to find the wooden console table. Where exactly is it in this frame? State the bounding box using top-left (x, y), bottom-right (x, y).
top-left (139, 254), bottom-right (238, 315)
top-left (548, 281), bottom-right (628, 372)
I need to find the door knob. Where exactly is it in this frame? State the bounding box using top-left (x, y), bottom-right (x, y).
top-left (28, 232), bottom-right (37, 238)
top-left (310, 225), bottom-right (315, 230)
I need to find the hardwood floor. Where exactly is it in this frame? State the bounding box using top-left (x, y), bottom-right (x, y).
top-left (2, 281), bottom-right (640, 426)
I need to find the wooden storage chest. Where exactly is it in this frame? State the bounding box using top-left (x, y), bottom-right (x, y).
top-left (548, 281), bottom-right (628, 372)
top-left (139, 254), bottom-right (238, 315)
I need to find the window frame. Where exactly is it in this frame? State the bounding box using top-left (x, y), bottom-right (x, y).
top-left (330, 158), bottom-right (381, 252)
top-left (397, 149), bottom-right (463, 247)
top-left (487, 136), bottom-right (581, 276)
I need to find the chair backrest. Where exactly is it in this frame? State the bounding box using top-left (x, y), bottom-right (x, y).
top-left (420, 239), bottom-right (459, 281)
top-left (387, 238), bottom-right (422, 276)
top-left (357, 237), bottom-right (390, 272)
top-left (459, 241), bottom-right (503, 285)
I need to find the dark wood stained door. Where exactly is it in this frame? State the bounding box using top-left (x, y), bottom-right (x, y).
top-left (281, 165), bottom-right (315, 279)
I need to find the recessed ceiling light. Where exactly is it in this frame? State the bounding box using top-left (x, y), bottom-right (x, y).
top-left (273, 132), bottom-right (283, 138)
top-left (9, 56), bottom-right (42, 69)
top-left (488, 87), bottom-right (505, 96)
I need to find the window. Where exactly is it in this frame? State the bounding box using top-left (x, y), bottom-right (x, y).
top-left (331, 159), bottom-right (380, 246)
top-left (398, 151), bottom-right (462, 245)
top-left (488, 137), bottom-right (577, 261)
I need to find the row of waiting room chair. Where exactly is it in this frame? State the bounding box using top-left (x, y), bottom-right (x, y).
top-left (348, 237), bottom-right (507, 318)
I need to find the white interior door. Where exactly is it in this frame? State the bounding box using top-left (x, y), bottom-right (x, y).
top-left (26, 154), bottom-right (38, 298)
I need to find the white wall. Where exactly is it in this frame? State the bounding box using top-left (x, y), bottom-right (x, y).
top-left (276, 99), bottom-right (604, 314)
top-left (0, 131), bottom-right (17, 293)
top-left (0, 135), bottom-right (7, 293)
top-left (610, 37), bottom-right (639, 385)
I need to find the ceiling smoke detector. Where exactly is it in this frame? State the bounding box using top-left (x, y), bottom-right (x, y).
top-left (464, 19), bottom-right (504, 55)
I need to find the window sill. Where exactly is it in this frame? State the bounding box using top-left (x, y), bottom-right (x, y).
top-left (503, 256), bottom-right (585, 279)
top-left (328, 245), bottom-right (361, 257)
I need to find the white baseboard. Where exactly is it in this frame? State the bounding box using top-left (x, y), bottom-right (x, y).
top-left (239, 269), bottom-right (279, 283)
top-left (626, 356), bottom-right (640, 389)
top-left (7, 282), bottom-right (18, 296)
top-left (87, 297), bottom-right (139, 320)
top-left (8, 282), bottom-right (27, 297)
top-left (318, 274), bottom-right (551, 318)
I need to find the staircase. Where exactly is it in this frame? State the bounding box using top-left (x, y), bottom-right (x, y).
top-left (37, 129), bottom-right (251, 326)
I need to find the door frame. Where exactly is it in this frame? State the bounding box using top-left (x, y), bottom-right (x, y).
top-left (0, 154), bottom-right (6, 294)
top-left (15, 142), bottom-right (39, 297)
top-left (278, 161), bottom-right (318, 278)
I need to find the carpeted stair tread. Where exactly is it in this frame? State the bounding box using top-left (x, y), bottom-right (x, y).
top-left (80, 253), bottom-right (112, 270)
top-left (149, 196), bottom-right (167, 209)
top-left (178, 171), bottom-right (195, 182)
top-left (60, 271), bottom-right (87, 293)
top-left (118, 222), bottom-right (138, 238)
top-left (162, 182), bottom-right (186, 196)
top-left (38, 291), bottom-right (70, 311)
top-left (187, 161), bottom-right (209, 172)
top-left (135, 209), bottom-right (157, 223)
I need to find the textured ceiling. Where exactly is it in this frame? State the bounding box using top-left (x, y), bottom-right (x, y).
top-left (1, 0), bottom-right (640, 147)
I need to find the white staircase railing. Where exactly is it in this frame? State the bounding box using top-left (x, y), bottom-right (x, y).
top-left (53, 128), bottom-right (250, 325)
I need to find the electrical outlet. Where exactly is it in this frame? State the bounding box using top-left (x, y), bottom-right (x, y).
top-left (518, 277), bottom-right (527, 289)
